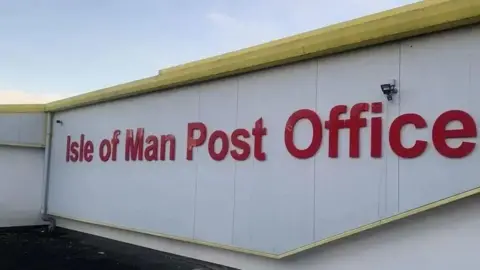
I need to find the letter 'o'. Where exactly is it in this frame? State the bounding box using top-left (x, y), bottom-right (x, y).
top-left (284, 109), bottom-right (323, 159)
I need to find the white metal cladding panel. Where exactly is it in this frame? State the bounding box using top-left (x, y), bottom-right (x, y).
top-left (0, 146), bottom-right (44, 227)
top-left (314, 44), bottom-right (400, 241)
top-left (0, 113), bottom-right (45, 145)
top-left (233, 60), bottom-right (317, 253)
top-left (47, 24), bottom-right (480, 255)
top-left (195, 79), bottom-right (237, 245)
top-left (48, 88), bottom-right (200, 238)
top-left (398, 25), bottom-right (480, 211)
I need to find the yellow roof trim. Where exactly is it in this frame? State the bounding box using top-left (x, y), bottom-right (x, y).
top-left (0, 104), bottom-right (46, 113)
top-left (13, 0), bottom-right (480, 112)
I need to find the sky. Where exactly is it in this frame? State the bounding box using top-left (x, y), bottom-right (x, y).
top-left (0, 0), bottom-right (419, 104)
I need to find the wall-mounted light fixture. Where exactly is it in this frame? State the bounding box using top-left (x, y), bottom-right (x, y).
top-left (380, 79), bottom-right (398, 101)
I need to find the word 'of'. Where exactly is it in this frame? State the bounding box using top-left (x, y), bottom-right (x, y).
top-left (65, 101), bottom-right (477, 163)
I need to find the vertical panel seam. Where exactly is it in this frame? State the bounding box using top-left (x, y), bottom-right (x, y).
top-left (381, 68), bottom-right (388, 218)
top-left (467, 26), bottom-right (473, 109)
top-left (44, 113), bottom-right (48, 145)
top-left (397, 42), bottom-right (402, 213)
top-left (231, 78), bottom-right (240, 244)
top-left (192, 89), bottom-right (201, 239)
top-left (313, 60), bottom-right (319, 241)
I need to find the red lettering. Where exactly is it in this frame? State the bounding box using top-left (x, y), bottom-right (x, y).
top-left (66, 135), bottom-right (71, 162)
top-left (70, 141), bottom-right (79, 162)
top-left (111, 130), bottom-right (121, 161)
top-left (187, 121), bottom-right (262, 161)
top-left (389, 113), bottom-right (428, 158)
top-left (84, 140), bottom-right (94, 162)
top-left (79, 134), bottom-right (85, 162)
top-left (432, 110), bottom-right (477, 158)
top-left (208, 131), bottom-right (229, 161)
top-left (67, 135), bottom-right (92, 162)
top-left (125, 128), bottom-right (144, 161)
top-left (325, 105), bottom-right (348, 158)
top-left (145, 135), bottom-right (159, 161)
top-left (347, 103), bottom-right (369, 158)
top-left (371, 102), bottom-right (383, 158)
top-left (252, 118), bottom-right (267, 161)
top-left (99, 139), bottom-right (111, 162)
top-left (160, 134), bottom-right (176, 161)
top-left (231, 129), bottom-right (251, 161)
top-left (63, 102), bottom-right (480, 163)
top-left (186, 122), bottom-right (207, 160)
top-left (284, 109), bottom-right (322, 159)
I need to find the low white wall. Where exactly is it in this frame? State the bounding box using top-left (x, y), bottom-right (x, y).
top-left (57, 194), bottom-right (480, 270)
top-left (0, 146), bottom-right (45, 227)
top-left (0, 112), bottom-right (46, 146)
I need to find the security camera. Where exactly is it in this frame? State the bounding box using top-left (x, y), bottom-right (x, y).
top-left (380, 79), bottom-right (398, 101)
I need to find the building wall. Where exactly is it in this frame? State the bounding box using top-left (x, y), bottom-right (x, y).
top-left (0, 146), bottom-right (45, 227)
top-left (47, 23), bottom-right (480, 256)
top-left (57, 194), bottom-right (480, 270)
top-left (0, 112), bottom-right (46, 146)
top-left (0, 112), bottom-right (46, 227)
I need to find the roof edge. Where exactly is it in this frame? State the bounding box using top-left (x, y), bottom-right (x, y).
top-left (0, 104), bottom-right (46, 113)
top-left (19, 0), bottom-right (480, 112)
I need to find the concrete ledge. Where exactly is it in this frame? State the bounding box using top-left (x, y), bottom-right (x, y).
top-left (56, 195), bottom-right (480, 270)
top-left (0, 142), bottom-right (45, 149)
top-left (0, 210), bottom-right (44, 228)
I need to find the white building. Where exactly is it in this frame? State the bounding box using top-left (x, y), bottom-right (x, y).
top-left (2, 0), bottom-right (480, 269)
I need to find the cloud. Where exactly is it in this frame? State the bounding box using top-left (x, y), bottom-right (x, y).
top-left (206, 12), bottom-right (284, 51)
top-left (206, 0), bottom-right (420, 52)
top-left (0, 90), bottom-right (71, 104)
